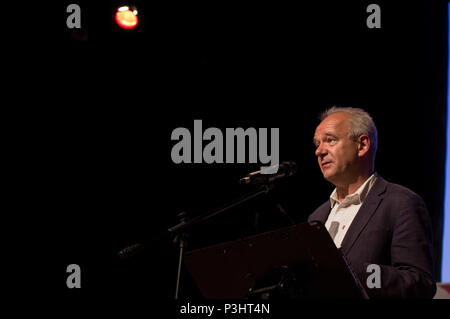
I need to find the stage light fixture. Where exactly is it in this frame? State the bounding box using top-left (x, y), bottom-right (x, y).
top-left (115, 5), bottom-right (139, 30)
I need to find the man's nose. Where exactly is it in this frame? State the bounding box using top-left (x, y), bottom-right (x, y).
top-left (315, 144), bottom-right (326, 157)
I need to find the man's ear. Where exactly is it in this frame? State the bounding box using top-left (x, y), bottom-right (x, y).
top-left (357, 134), bottom-right (371, 157)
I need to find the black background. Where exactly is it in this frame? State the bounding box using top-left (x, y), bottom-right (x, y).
top-left (28, 0), bottom-right (447, 303)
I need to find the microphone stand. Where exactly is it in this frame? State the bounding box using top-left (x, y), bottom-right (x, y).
top-left (173, 211), bottom-right (189, 300)
top-left (118, 183), bottom-right (275, 299)
top-left (170, 183), bottom-right (273, 299)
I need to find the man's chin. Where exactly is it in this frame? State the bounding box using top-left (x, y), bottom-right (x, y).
top-left (323, 171), bottom-right (337, 183)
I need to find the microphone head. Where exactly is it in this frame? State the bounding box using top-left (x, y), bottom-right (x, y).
top-left (239, 161), bottom-right (298, 185)
top-left (118, 243), bottom-right (143, 260)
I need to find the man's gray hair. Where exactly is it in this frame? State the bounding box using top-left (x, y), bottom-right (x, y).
top-left (320, 106), bottom-right (378, 159)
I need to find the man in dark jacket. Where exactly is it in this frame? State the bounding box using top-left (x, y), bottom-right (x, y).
top-left (309, 106), bottom-right (436, 298)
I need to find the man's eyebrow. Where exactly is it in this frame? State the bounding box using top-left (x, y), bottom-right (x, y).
top-left (313, 133), bottom-right (338, 144)
top-left (324, 132), bottom-right (338, 138)
top-left (313, 136), bottom-right (319, 144)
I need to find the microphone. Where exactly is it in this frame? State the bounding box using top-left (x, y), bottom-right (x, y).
top-left (239, 161), bottom-right (297, 185)
top-left (118, 243), bottom-right (144, 260)
top-left (117, 230), bottom-right (171, 260)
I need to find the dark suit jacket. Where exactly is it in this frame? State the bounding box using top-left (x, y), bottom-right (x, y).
top-left (308, 173), bottom-right (436, 298)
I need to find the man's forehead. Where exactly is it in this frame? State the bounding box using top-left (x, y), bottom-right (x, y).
top-left (314, 131), bottom-right (337, 138)
top-left (314, 113), bottom-right (349, 137)
top-left (316, 112), bottom-right (348, 132)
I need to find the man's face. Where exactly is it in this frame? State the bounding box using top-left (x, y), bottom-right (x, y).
top-left (313, 113), bottom-right (359, 185)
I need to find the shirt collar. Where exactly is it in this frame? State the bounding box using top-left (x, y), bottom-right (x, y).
top-left (330, 173), bottom-right (377, 208)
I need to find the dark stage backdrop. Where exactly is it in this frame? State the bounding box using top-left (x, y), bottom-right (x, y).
top-left (34, 0), bottom-right (447, 299)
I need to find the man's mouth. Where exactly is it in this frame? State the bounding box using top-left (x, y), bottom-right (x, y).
top-left (321, 161), bottom-right (332, 168)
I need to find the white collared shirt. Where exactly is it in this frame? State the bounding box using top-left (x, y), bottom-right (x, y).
top-left (324, 174), bottom-right (377, 248)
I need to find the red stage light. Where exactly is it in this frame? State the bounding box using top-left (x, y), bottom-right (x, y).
top-left (115, 6), bottom-right (138, 29)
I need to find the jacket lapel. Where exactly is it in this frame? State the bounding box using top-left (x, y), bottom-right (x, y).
top-left (310, 201), bottom-right (332, 225)
top-left (340, 174), bottom-right (388, 256)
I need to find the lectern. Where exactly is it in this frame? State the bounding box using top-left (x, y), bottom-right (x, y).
top-left (183, 221), bottom-right (368, 299)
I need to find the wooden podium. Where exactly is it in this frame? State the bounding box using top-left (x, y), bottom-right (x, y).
top-left (183, 221), bottom-right (368, 299)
